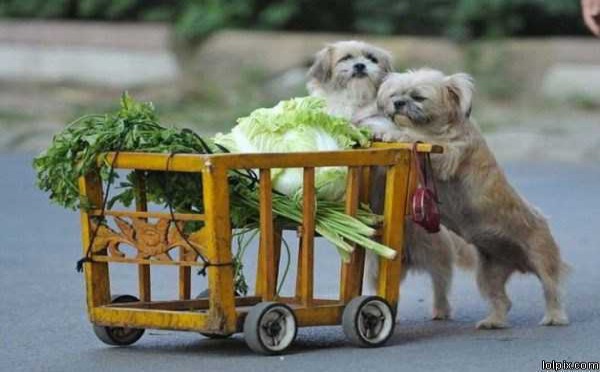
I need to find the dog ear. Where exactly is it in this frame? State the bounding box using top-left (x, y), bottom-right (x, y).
top-left (376, 73), bottom-right (393, 111)
top-left (445, 73), bottom-right (474, 120)
top-left (377, 48), bottom-right (394, 74)
top-left (307, 46), bottom-right (333, 84)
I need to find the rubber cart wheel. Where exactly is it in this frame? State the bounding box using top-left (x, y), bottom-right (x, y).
top-left (342, 296), bottom-right (395, 348)
top-left (244, 302), bottom-right (297, 355)
top-left (92, 294), bottom-right (145, 346)
top-left (195, 289), bottom-right (233, 339)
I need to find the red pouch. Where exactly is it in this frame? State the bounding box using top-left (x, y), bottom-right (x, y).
top-left (411, 143), bottom-right (441, 233)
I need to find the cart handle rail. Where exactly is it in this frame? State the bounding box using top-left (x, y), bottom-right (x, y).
top-left (99, 143), bottom-right (443, 173)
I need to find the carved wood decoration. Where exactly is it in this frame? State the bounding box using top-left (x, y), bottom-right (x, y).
top-left (90, 216), bottom-right (208, 264)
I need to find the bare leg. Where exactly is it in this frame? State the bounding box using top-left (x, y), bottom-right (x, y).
top-left (476, 259), bottom-right (514, 329)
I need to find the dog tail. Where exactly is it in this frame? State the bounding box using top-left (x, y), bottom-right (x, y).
top-left (446, 229), bottom-right (478, 271)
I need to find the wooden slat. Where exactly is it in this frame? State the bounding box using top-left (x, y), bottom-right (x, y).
top-left (91, 256), bottom-right (205, 267)
top-left (202, 165), bottom-right (237, 334)
top-left (255, 169), bottom-right (277, 300)
top-left (102, 152), bottom-right (205, 172)
top-left (295, 236), bottom-right (304, 300)
top-left (275, 297), bottom-right (342, 306)
top-left (233, 304), bottom-right (346, 328)
top-left (134, 171), bottom-right (152, 303)
top-left (207, 149), bottom-right (409, 169)
top-left (91, 307), bottom-right (210, 332)
top-left (293, 304), bottom-right (345, 327)
top-left (371, 142), bottom-right (444, 153)
top-left (101, 144), bottom-right (440, 173)
top-left (273, 225), bottom-right (282, 290)
top-left (79, 171), bottom-right (111, 309)
top-left (360, 166), bottom-right (372, 204)
top-left (296, 167), bottom-right (315, 307)
top-left (340, 167), bottom-right (364, 302)
top-left (108, 296), bottom-right (262, 311)
top-left (179, 248), bottom-right (191, 300)
top-left (377, 159), bottom-right (411, 309)
top-left (103, 148), bottom-right (414, 172)
top-left (88, 209), bottom-right (205, 221)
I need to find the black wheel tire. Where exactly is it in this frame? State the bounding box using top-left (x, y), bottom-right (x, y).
top-left (92, 294), bottom-right (145, 346)
top-left (243, 302), bottom-right (297, 355)
top-left (195, 289), bottom-right (233, 339)
top-left (342, 296), bottom-right (395, 348)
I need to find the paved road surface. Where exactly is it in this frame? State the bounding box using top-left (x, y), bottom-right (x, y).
top-left (2, 154), bottom-right (599, 372)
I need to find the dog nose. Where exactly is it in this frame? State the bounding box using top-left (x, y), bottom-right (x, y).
top-left (394, 100), bottom-right (407, 109)
top-left (354, 63), bottom-right (366, 72)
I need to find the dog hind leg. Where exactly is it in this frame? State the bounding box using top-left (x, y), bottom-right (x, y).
top-left (427, 232), bottom-right (454, 320)
top-left (430, 263), bottom-right (452, 320)
top-left (475, 258), bottom-right (514, 329)
top-left (528, 235), bottom-right (569, 326)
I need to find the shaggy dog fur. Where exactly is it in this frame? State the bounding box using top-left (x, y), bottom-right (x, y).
top-left (376, 68), bottom-right (569, 328)
top-left (308, 43), bottom-right (476, 320)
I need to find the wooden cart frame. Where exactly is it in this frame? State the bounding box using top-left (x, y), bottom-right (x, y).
top-left (78, 142), bottom-right (441, 352)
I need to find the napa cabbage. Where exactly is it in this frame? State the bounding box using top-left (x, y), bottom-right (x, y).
top-left (213, 97), bottom-right (371, 200)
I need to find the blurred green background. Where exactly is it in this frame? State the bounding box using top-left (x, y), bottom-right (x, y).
top-left (1, 0), bottom-right (599, 162)
top-left (0, 0), bottom-right (586, 40)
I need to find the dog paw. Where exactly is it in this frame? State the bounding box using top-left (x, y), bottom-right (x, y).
top-left (432, 307), bottom-right (451, 321)
top-left (539, 311), bottom-right (569, 326)
top-left (381, 132), bottom-right (405, 142)
top-left (380, 133), bottom-right (395, 142)
top-left (476, 317), bottom-right (508, 330)
top-left (370, 131), bottom-right (388, 142)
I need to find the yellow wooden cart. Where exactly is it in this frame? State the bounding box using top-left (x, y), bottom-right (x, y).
top-left (78, 142), bottom-right (441, 355)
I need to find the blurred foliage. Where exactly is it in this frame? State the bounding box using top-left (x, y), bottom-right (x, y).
top-left (463, 42), bottom-right (515, 100)
top-left (0, 0), bottom-right (587, 42)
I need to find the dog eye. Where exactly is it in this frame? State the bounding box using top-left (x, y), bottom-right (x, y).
top-left (365, 53), bottom-right (379, 64)
top-left (411, 94), bottom-right (426, 102)
top-left (338, 54), bottom-right (353, 63)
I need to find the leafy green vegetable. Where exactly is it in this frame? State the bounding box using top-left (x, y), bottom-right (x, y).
top-left (34, 93), bottom-right (213, 212)
top-left (34, 94), bottom-right (396, 292)
top-left (214, 96), bottom-right (371, 201)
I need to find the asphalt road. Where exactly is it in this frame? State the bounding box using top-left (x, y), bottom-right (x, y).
top-left (2, 154), bottom-right (599, 372)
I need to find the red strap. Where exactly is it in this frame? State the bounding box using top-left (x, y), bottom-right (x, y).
top-left (412, 142), bottom-right (439, 203)
top-left (412, 142), bottom-right (426, 187)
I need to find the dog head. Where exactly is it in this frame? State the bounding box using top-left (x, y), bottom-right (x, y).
top-left (377, 68), bottom-right (474, 134)
top-left (307, 41), bottom-right (393, 100)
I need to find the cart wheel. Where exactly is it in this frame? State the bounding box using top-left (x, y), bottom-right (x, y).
top-left (342, 296), bottom-right (395, 348)
top-left (195, 289), bottom-right (233, 339)
top-left (92, 294), bottom-right (145, 346)
top-left (244, 302), bottom-right (297, 355)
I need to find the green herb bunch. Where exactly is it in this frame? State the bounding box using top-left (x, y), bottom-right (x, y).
top-left (34, 94), bottom-right (397, 296)
top-left (34, 93), bottom-right (212, 212)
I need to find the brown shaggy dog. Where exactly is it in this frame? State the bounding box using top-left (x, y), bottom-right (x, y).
top-left (376, 68), bottom-right (569, 328)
